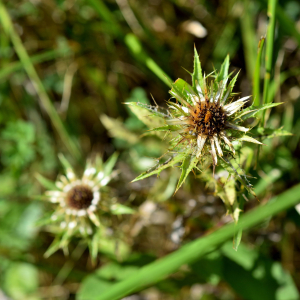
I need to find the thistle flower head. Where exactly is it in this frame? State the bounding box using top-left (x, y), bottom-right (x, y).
top-left (127, 49), bottom-right (280, 195)
top-left (37, 153), bottom-right (134, 258)
top-left (167, 64), bottom-right (251, 169)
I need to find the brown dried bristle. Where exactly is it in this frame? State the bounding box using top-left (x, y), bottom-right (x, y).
top-left (66, 185), bottom-right (94, 209)
top-left (188, 97), bottom-right (227, 136)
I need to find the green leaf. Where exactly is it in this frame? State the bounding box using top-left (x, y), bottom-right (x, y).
top-left (103, 152), bottom-right (119, 178)
top-left (240, 135), bottom-right (263, 145)
top-left (216, 55), bottom-right (230, 84)
top-left (251, 127), bottom-right (293, 139)
top-left (44, 236), bottom-right (62, 258)
top-left (233, 227), bottom-right (243, 251)
top-left (58, 153), bottom-right (73, 173)
top-left (110, 203), bottom-right (135, 215)
top-left (175, 155), bottom-right (198, 193)
top-left (192, 47), bottom-right (204, 92)
top-left (169, 78), bottom-right (195, 106)
top-left (220, 157), bottom-right (256, 197)
top-left (125, 102), bottom-right (166, 129)
top-left (132, 153), bottom-right (185, 182)
top-left (90, 232), bottom-right (100, 264)
top-left (35, 173), bottom-right (57, 190)
top-left (228, 71), bottom-right (239, 92)
top-left (235, 102), bottom-right (283, 120)
top-left (147, 125), bottom-right (179, 132)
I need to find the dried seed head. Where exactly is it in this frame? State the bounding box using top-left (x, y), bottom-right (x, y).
top-left (66, 185), bottom-right (94, 209)
top-left (189, 98), bottom-right (227, 137)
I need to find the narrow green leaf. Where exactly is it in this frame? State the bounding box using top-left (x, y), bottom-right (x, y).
top-left (103, 152), bottom-right (119, 178)
top-left (44, 236), bottom-right (62, 258)
top-left (262, 0), bottom-right (277, 124)
top-left (132, 153), bottom-right (185, 182)
top-left (220, 157), bottom-right (255, 197)
top-left (147, 125), bottom-right (179, 132)
top-left (192, 47), bottom-right (204, 92)
top-left (58, 153), bottom-right (73, 173)
top-left (175, 155), bottom-right (198, 193)
top-left (125, 102), bottom-right (167, 128)
top-left (234, 102), bottom-right (283, 120)
top-left (110, 204), bottom-right (135, 215)
top-left (35, 173), bottom-right (57, 190)
top-left (240, 135), bottom-right (263, 145)
top-left (90, 232), bottom-right (99, 264)
top-left (251, 127), bottom-right (292, 139)
top-left (233, 227), bottom-right (243, 251)
top-left (253, 37), bottom-right (265, 106)
top-left (216, 55), bottom-right (230, 84)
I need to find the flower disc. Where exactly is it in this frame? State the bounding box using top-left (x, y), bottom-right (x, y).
top-left (190, 98), bottom-right (227, 136)
top-left (66, 185), bottom-right (94, 209)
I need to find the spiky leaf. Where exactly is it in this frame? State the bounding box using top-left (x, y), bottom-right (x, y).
top-left (125, 102), bottom-right (167, 128)
top-left (169, 79), bottom-right (195, 106)
top-left (192, 47), bottom-right (204, 93)
top-left (132, 153), bottom-right (185, 182)
top-left (240, 135), bottom-right (263, 145)
top-left (251, 127), bottom-right (293, 139)
top-left (234, 102), bottom-right (283, 121)
top-left (175, 155), bottom-right (199, 193)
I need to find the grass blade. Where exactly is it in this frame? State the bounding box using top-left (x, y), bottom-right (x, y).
top-left (95, 183), bottom-right (300, 300)
top-left (253, 37), bottom-right (265, 106)
top-left (262, 0), bottom-right (277, 124)
top-left (0, 1), bottom-right (81, 161)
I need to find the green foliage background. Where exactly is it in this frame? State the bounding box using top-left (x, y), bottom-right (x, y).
top-left (0, 0), bottom-right (300, 299)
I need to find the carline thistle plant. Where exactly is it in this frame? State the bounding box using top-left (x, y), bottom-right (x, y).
top-left (127, 49), bottom-right (283, 201)
top-left (36, 153), bottom-right (134, 259)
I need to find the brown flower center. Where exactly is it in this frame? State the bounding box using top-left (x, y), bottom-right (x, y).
top-left (66, 185), bottom-right (94, 210)
top-left (189, 98), bottom-right (227, 136)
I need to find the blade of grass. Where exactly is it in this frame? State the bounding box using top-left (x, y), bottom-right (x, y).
top-left (253, 37), bottom-right (265, 106)
top-left (0, 47), bottom-right (71, 81)
top-left (85, 0), bottom-right (171, 86)
top-left (262, 0), bottom-right (277, 125)
top-left (0, 1), bottom-right (81, 161)
top-left (240, 0), bottom-right (257, 79)
top-left (124, 33), bottom-right (171, 86)
top-left (260, 0), bottom-right (300, 46)
top-left (85, 0), bottom-right (123, 37)
top-left (95, 183), bottom-right (300, 300)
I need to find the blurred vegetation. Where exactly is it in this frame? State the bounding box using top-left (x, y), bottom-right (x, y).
top-left (0, 0), bottom-right (300, 299)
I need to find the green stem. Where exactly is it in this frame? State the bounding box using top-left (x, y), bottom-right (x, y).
top-left (262, 0), bottom-right (277, 124)
top-left (96, 183), bottom-right (300, 300)
top-left (0, 1), bottom-right (81, 161)
top-left (253, 37), bottom-right (265, 106)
